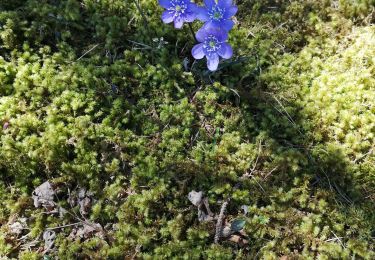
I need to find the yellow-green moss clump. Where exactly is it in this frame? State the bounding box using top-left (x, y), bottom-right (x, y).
top-left (0, 0), bottom-right (374, 259)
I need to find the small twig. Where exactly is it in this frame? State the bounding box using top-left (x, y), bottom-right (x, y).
top-left (241, 140), bottom-right (262, 179)
top-left (263, 166), bottom-right (278, 180)
top-left (76, 44), bottom-right (100, 61)
top-left (42, 236), bottom-right (55, 255)
top-left (325, 236), bottom-right (344, 242)
top-left (353, 147), bottom-right (373, 163)
top-left (46, 222), bottom-right (82, 230)
top-left (214, 200), bottom-right (229, 243)
top-left (263, 92), bottom-right (304, 137)
top-left (127, 39), bottom-right (153, 50)
top-left (203, 197), bottom-right (214, 216)
top-left (253, 177), bottom-right (266, 194)
top-left (331, 231), bottom-right (345, 248)
top-left (131, 245), bottom-right (141, 260)
top-left (333, 182), bottom-right (353, 204)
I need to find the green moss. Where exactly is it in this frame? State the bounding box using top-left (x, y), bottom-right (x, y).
top-left (0, 0), bottom-right (374, 258)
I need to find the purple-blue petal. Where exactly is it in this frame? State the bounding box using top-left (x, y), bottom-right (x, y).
top-left (183, 11), bottom-right (196, 22)
top-left (195, 6), bottom-right (210, 22)
top-left (202, 20), bottom-right (218, 31)
top-left (207, 53), bottom-right (219, 71)
top-left (174, 17), bottom-right (184, 29)
top-left (224, 6), bottom-right (238, 18)
top-left (159, 0), bottom-right (172, 8)
top-left (221, 19), bottom-right (235, 31)
top-left (218, 0), bottom-right (233, 8)
top-left (218, 43), bottom-right (233, 59)
top-left (201, 27), bottom-right (228, 42)
top-left (204, 0), bottom-right (216, 9)
top-left (188, 2), bottom-right (199, 10)
top-left (203, 20), bottom-right (232, 33)
top-left (196, 27), bottom-right (209, 42)
top-left (215, 28), bottom-right (229, 41)
top-left (192, 43), bottom-right (205, 59)
top-left (187, 2), bottom-right (199, 16)
top-left (161, 10), bottom-right (174, 24)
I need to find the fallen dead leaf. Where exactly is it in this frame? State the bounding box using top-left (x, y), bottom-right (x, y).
top-left (32, 181), bottom-right (55, 210)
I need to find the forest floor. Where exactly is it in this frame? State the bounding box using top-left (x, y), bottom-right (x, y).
top-left (0, 0), bottom-right (374, 259)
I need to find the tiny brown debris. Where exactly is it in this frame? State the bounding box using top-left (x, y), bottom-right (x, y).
top-left (67, 187), bottom-right (94, 216)
top-left (78, 188), bottom-right (93, 216)
top-left (70, 222), bottom-right (104, 240)
top-left (228, 235), bottom-right (249, 246)
top-left (9, 218), bottom-right (27, 236)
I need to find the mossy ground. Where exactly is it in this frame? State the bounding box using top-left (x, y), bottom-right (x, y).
top-left (0, 0), bottom-right (374, 259)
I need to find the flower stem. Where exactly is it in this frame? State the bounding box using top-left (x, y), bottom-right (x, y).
top-left (133, 0), bottom-right (152, 42)
top-left (133, 0), bottom-right (148, 26)
top-left (188, 23), bottom-right (197, 43)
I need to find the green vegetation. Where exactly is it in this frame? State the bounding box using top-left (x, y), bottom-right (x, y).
top-left (0, 0), bottom-right (374, 259)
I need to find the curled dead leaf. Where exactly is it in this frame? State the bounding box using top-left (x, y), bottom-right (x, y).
top-left (43, 230), bottom-right (56, 253)
top-left (188, 191), bottom-right (215, 222)
top-left (188, 190), bottom-right (203, 206)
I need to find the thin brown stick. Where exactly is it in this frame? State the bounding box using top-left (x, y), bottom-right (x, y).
top-left (214, 200), bottom-right (229, 243)
top-left (46, 222), bottom-right (82, 230)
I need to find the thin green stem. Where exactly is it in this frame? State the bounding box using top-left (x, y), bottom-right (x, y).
top-left (188, 23), bottom-right (197, 43)
top-left (132, 0), bottom-right (154, 49)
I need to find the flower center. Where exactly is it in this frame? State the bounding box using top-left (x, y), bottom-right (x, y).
top-left (209, 6), bottom-right (224, 21)
top-left (169, 0), bottom-right (187, 16)
top-left (204, 35), bottom-right (221, 54)
top-left (214, 12), bottom-right (221, 19)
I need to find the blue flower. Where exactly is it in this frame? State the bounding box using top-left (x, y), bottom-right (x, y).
top-left (159, 0), bottom-right (198, 29)
top-left (192, 27), bottom-right (233, 71)
top-left (196, 0), bottom-right (238, 31)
